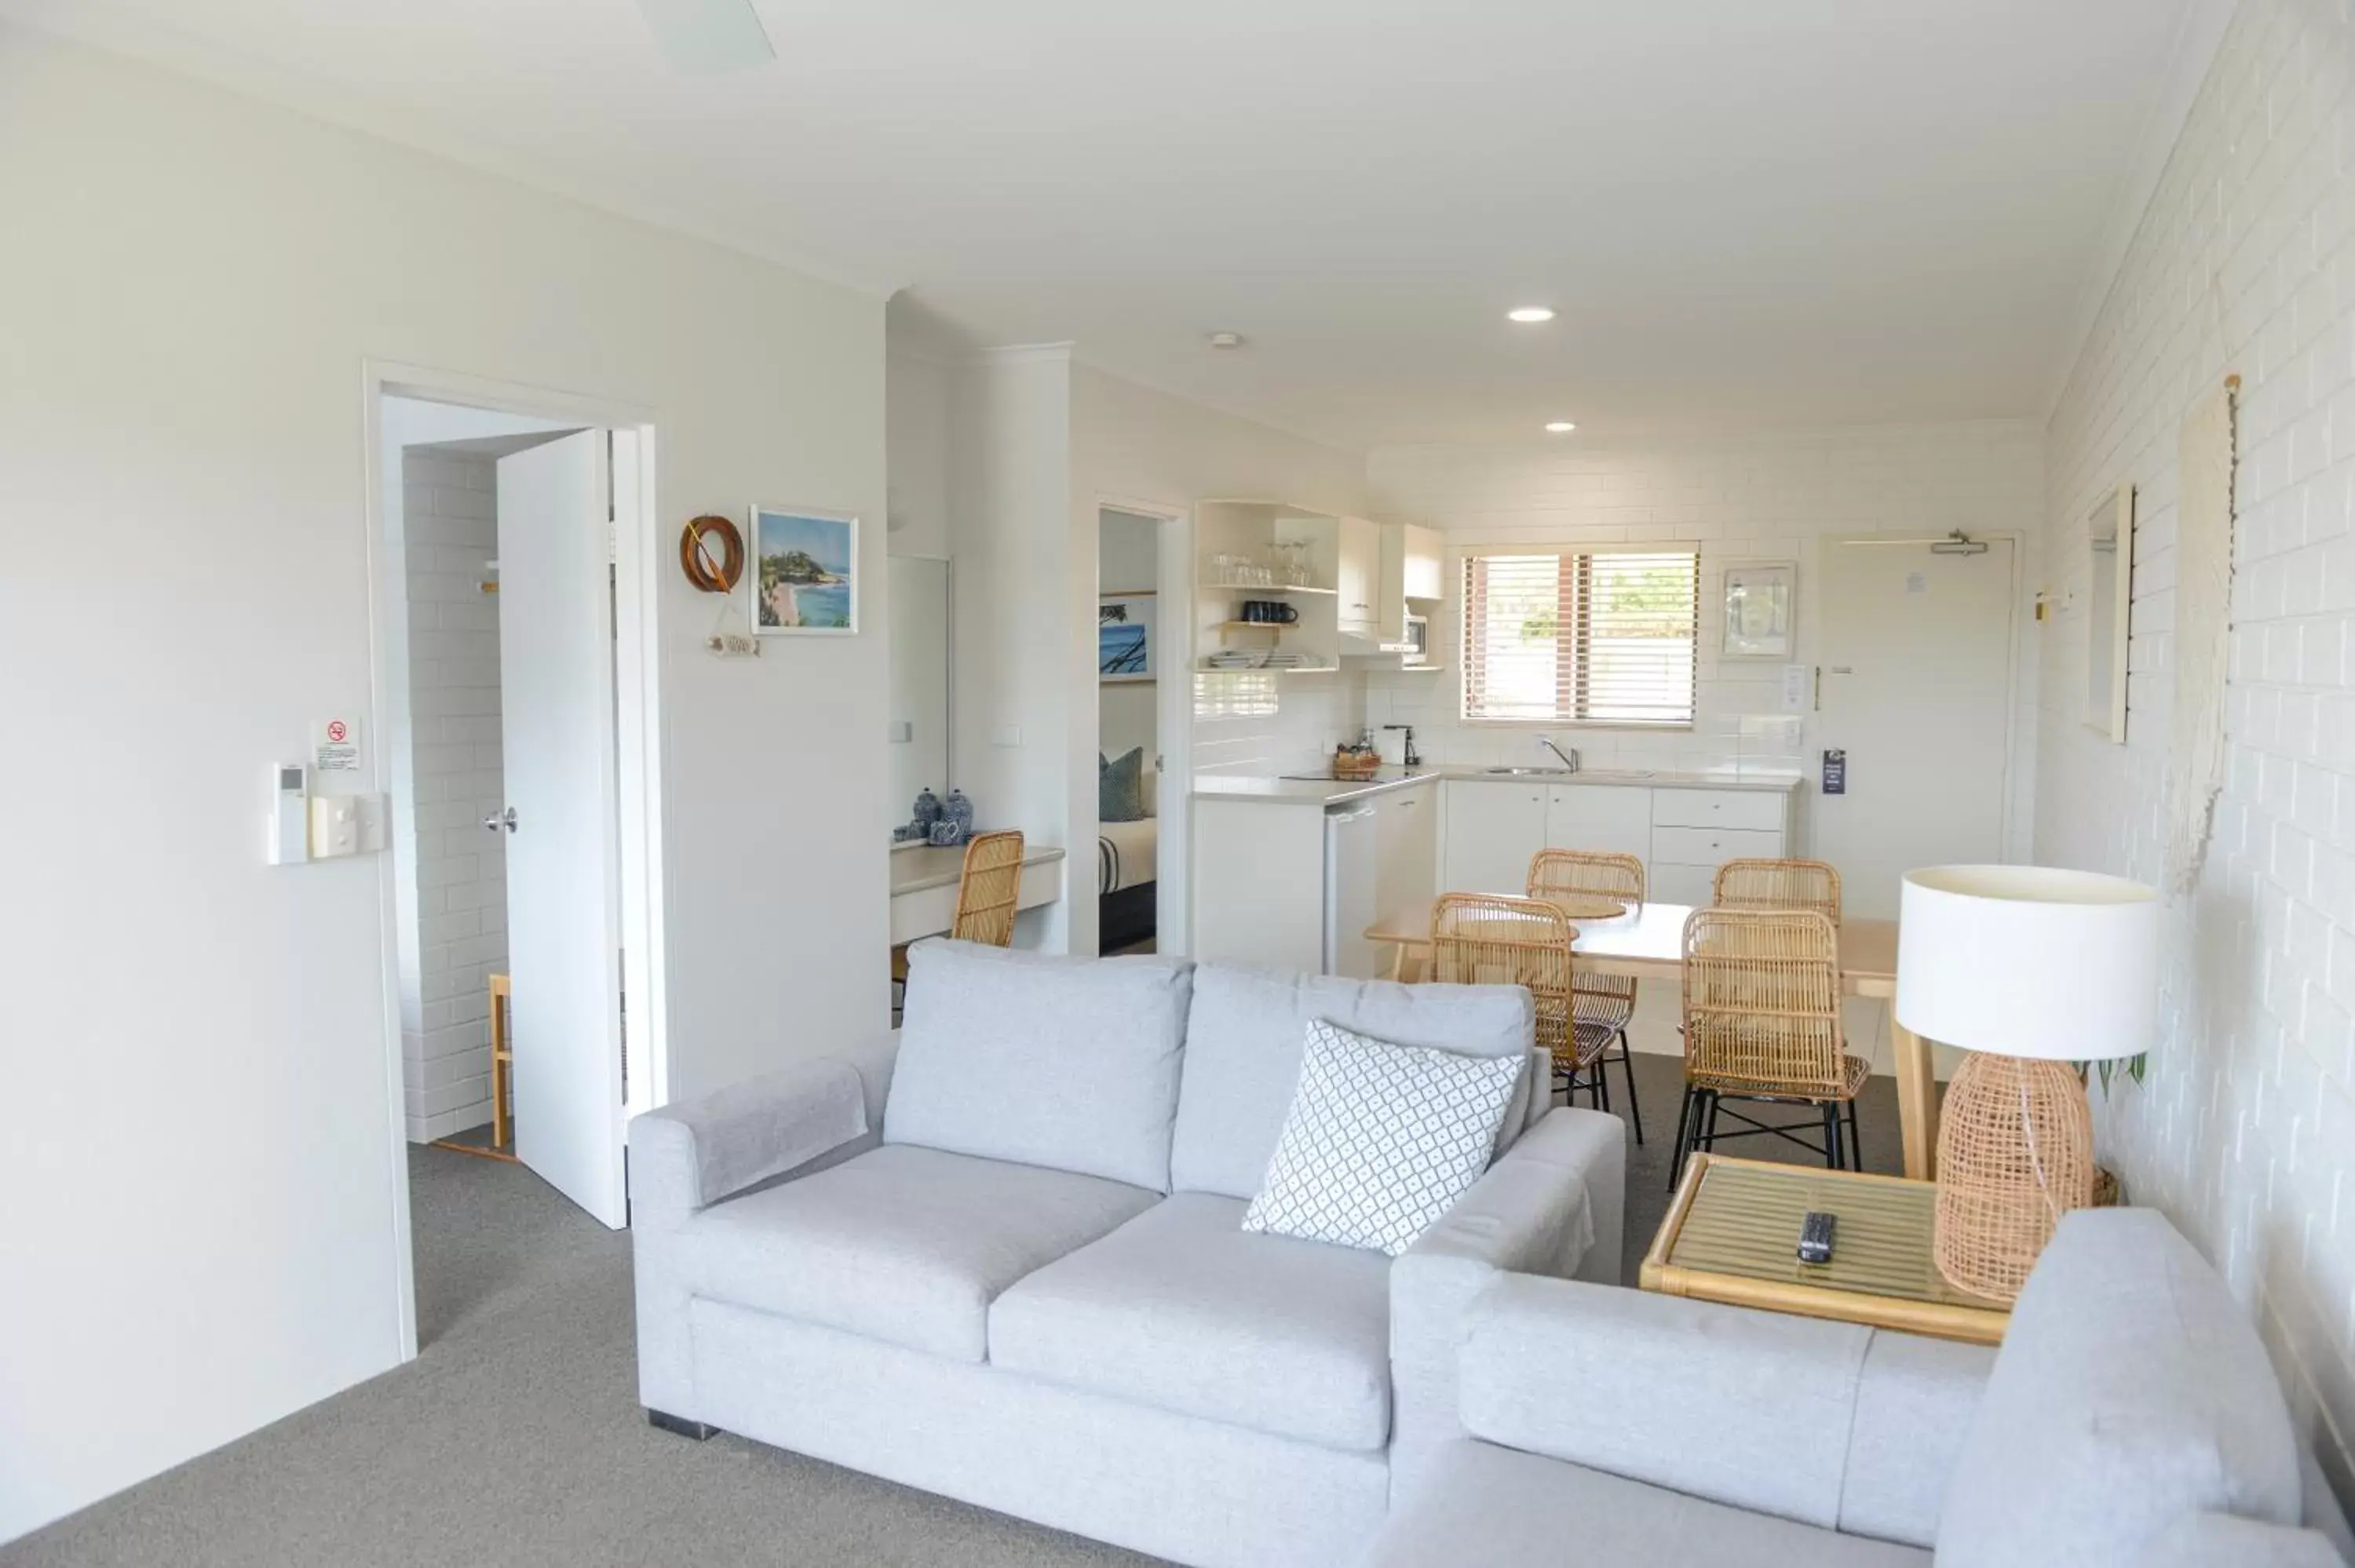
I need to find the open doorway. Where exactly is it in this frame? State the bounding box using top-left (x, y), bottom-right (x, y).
top-left (1096, 506), bottom-right (1165, 955)
top-left (370, 374), bottom-right (665, 1355)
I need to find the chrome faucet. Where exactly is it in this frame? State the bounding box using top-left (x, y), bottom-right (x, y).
top-left (1536, 735), bottom-right (1580, 772)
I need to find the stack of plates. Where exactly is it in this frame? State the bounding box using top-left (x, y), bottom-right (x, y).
top-left (1203, 650), bottom-right (1266, 670)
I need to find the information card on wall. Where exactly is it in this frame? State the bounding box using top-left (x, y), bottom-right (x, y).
top-left (1821, 748), bottom-right (1846, 796)
top-left (312, 717), bottom-right (363, 775)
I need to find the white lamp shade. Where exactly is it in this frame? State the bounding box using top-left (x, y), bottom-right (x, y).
top-left (1897, 865), bottom-right (2159, 1062)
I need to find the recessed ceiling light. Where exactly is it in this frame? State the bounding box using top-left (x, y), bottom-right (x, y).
top-left (1207, 331), bottom-right (1245, 349)
top-left (1508, 307), bottom-right (1557, 324)
top-left (1545, 421), bottom-right (1577, 434)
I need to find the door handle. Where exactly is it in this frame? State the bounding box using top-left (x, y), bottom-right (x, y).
top-left (484, 807), bottom-right (517, 833)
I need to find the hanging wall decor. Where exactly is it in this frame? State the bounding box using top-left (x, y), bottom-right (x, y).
top-left (679, 514), bottom-right (745, 593)
top-left (1722, 562), bottom-right (1796, 658)
top-left (752, 506), bottom-right (860, 635)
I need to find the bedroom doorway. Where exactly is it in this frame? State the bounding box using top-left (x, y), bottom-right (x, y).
top-left (1096, 507), bottom-right (1162, 954)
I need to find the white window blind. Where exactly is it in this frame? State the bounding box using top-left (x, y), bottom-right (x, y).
top-left (1460, 549), bottom-right (1699, 726)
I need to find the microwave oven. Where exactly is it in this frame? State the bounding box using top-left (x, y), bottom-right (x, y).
top-left (1400, 613), bottom-right (1429, 665)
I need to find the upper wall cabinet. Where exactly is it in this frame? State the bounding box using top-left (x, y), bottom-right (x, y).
top-left (1363, 521), bottom-right (1445, 647)
top-left (1336, 516), bottom-right (1380, 635)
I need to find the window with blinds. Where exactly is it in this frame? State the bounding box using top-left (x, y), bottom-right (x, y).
top-left (1460, 549), bottom-right (1699, 726)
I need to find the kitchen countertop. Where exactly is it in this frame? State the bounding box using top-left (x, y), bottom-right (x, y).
top-left (1192, 766), bottom-right (1803, 808)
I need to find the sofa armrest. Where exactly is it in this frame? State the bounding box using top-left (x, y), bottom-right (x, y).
top-left (1459, 1273), bottom-right (1995, 1549)
top-left (627, 1030), bottom-right (898, 1418)
top-left (627, 1030), bottom-right (898, 1218)
top-left (1389, 1107), bottom-right (1625, 1499)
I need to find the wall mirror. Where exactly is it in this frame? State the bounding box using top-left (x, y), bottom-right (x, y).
top-left (2084, 483), bottom-right (2132, 743)
top-left (889, 556), bottom-right (952, 839)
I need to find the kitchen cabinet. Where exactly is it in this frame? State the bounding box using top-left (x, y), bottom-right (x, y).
top-left (1372, 523), bottom-right (1448, 644)
top-left (1441, 777), bottom-right (1798, 904)
top-left (1336, 516), bottom-right (1379, 636)
top-left (1441, 778), bottom-right (1549, 893)
top-left (1375, 781), bottom-right (1438, 928)
top-left (1544, 784), bottom-right (1651, 862)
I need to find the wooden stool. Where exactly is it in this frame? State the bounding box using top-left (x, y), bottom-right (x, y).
top-left (489, 972), bottom-right (513, 1150)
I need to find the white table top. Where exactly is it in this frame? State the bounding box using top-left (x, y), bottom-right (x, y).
top-left (889, 842), bottom-right (1064, 896)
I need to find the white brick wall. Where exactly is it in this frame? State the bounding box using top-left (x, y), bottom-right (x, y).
top-left (2036, 0), bottom-right (2355, 1511)
top-left (1364, 421), bottom-right (2045, 859)
top-left (398, 448), bottom-right (507, 1143)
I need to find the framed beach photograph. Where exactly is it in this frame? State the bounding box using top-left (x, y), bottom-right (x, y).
top-left (1098, 593), bottom-right (1156, 682)
top-left (1721, 560), bottom-right (1795, 658)
top-left (753, 506), bottom-right (859, 634)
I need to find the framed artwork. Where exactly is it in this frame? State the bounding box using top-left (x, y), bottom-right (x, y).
top-left (1098, 593), bottom-right (1156, 682)
top-left (752, 506), bottom-right (858, 634)
top-left (1721, 561), bottom-right (1796, 658)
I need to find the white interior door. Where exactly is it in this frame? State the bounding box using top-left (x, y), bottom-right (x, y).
top-left (1816, 539), bottom-right (2014, 921)
top-left (495, 431), bottom-right (627, 1229)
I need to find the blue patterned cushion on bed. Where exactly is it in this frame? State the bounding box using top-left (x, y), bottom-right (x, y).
top-left (1100, 749), bottom-right (1147, 823)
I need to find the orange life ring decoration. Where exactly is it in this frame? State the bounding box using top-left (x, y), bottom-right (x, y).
top-left (680, 514), bottom-right (745, 593)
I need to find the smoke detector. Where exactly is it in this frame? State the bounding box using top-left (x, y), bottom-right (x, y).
top-left (1207, 331), bottom-right (1246, 350)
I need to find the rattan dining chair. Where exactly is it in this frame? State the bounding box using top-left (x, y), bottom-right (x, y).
top-left (949, 830), bottom-right (1027, 946)
top-left (1672, 906), bottom-right (1867, 1187)
top-left (1712, 857), bottom-right (1842, 924)
top-left (891, 830), bottom-right (1028, 1023)
top-left (1429, 892), bottom-right (1579, 1106)
top-left (1527, 848), bottom-right (1645, 1143)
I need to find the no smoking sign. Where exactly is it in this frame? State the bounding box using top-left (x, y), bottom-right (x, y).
top-left (312, 717), bottom-right (363, 774)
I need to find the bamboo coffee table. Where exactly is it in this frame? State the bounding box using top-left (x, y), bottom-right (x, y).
top-left (1640, 1154), bottom-right (2010, 1345)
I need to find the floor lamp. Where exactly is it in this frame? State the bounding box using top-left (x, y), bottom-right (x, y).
top-left (1896, 866), bottom-right (2159, 1304)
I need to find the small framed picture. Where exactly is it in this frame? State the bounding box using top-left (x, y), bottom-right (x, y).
top-left (1099, 593), bottom-right (1156, 682)
top-left (1722, 561), bottom-right (1795, 658)
top-left (752, 506), bottom-right (859, 635)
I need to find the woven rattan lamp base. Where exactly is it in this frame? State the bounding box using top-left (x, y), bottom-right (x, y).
top-left (1933, 1052), bottom-right (2095, 1303)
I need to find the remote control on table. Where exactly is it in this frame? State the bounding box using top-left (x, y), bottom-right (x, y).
top-left (1798, 1210), bottom-right (1836, 1264)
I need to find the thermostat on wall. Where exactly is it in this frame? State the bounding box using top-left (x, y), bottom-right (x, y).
top-left (268, 762), bottom-right (309, 866)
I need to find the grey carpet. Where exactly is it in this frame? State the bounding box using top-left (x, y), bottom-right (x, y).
top-left (3, 1145), bottom-right (1159, 1568)
top-left (5, 1057), bottom-right (1915, 1567)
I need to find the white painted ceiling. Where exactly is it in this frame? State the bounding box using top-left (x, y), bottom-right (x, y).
top-left (13, 0), bottom-right (2206, 448)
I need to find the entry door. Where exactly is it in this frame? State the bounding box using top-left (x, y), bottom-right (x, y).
top-left (1816, 539), bottom-right (2014, 921)
top-left (495, 431), bottom-right (627, 1229)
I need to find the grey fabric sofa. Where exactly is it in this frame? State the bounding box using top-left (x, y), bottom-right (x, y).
top-left (628, 942), bottom-right (1627, 1568)
top-left (1367, 1207), bottom-right (2346, 1567)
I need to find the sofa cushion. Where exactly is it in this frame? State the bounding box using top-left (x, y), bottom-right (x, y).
top-left (1169, 965), bottom-right (1534, 1199)
top-left (677, 1144), bottom-right (1156, 1362)
top-left (988, 1191), bottom-right (1394, 1452)
top-left (1364, 1440), bottom-right (1930, 1568)
top-left (1243, 1019), bottom-right (1524, 1256)
top-left (1938, 1209), bottom-right (2302, 1568)
top-left (887, 941), bottom-right (1192, 1191)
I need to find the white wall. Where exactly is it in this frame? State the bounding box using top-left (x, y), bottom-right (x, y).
top-left (946, 346), bottom-right (1078, 946)
top-left (397, 446), bottom-right (508, 1142)
top-left (2036, 0), bottom-right (2355, 1518)
top-left (887, 351), bottom-right (952, 559)
top-left (1366, 421), bottom-right (2046, 859)
top-left (0, 27), bottom-right (887, 1541)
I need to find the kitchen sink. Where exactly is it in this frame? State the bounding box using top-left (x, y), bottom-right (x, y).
top-left (1481, 765), bottom-right (1580, 776)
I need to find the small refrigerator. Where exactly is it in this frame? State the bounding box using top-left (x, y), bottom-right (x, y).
top-left (1322, 801), bottom-right (1382, 977)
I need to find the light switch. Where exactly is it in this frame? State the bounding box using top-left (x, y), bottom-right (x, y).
top-left (993, 725), bottom-right (1022, 748)
top-left (355, 793), bottom-right (389, 853)
top-left (889, 720), bottom-right (914, 744)
top-left (309, 795), bottom-right (361, 859)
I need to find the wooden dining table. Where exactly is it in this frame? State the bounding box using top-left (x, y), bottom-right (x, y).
top-left (1365, 898), bottom-right (1941, 1180)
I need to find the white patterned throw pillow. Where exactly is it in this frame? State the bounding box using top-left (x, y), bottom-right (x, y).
top-left (1242, 1018), bottom-right (1525, 1256)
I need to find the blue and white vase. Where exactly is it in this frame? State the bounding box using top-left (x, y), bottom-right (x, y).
top-left (928, 819), bottom-right (961, 847)
top-left (944, 787), bottom-right (974, 844)
top-left (912, 786), bottom-right (942, 830)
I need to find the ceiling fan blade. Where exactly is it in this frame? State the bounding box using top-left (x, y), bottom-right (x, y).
top-left (635, 0), bottom-right (775, 74)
